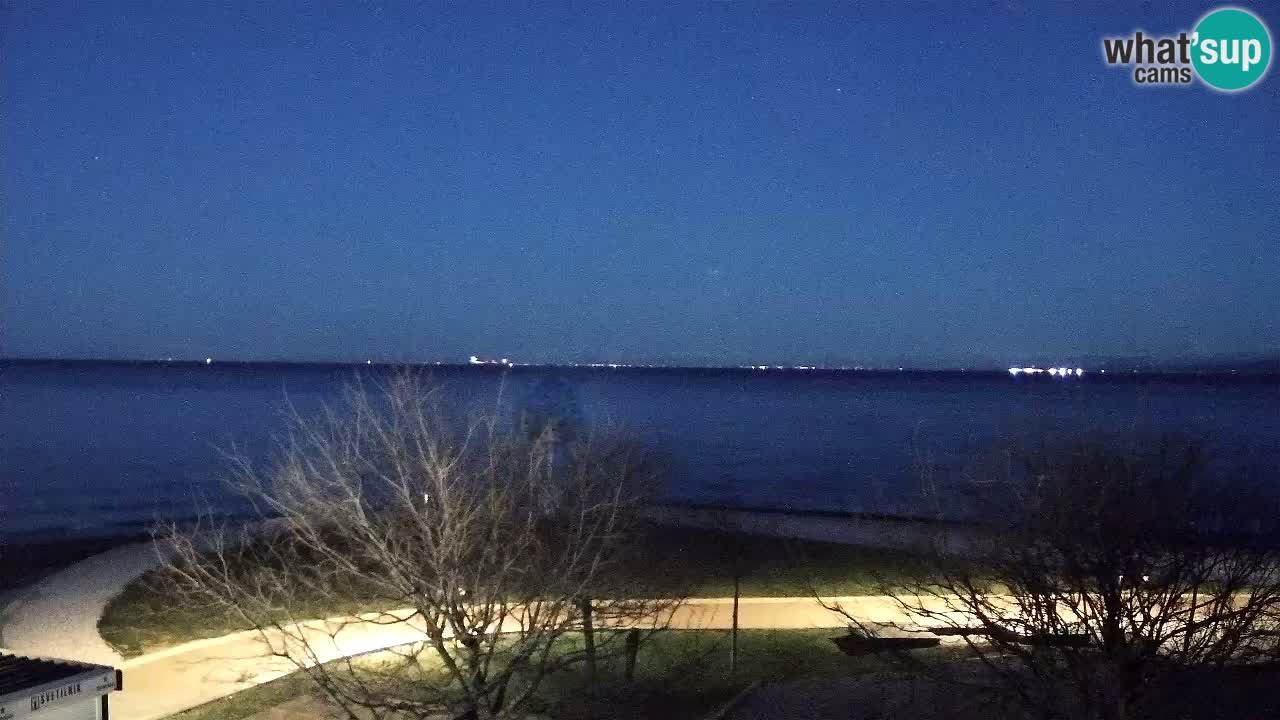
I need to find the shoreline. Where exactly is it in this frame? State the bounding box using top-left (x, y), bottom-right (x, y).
top-left (1, 532), bottom-right (152, 581)
top-left (643, 502), bottom-right (994, 557)
top-left (0, 533), bottom-right (153, 615)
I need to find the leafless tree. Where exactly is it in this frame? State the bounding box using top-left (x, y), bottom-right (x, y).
top-left (819, 435), bottom-right (1280, 720)
top-left (160, 372), bottom-right (679, 720)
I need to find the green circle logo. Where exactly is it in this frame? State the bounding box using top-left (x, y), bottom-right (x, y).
top-left (1192, 8), bottom-right (1272, 91)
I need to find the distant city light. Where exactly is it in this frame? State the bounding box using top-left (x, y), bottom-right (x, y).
top-left (205, 357), bottom-right (212, 365)
top-left (1009, 365), bottom-right (1085, 378)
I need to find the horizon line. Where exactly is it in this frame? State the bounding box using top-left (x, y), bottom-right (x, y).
top-left (3, 355), bottom-right (1278, 376)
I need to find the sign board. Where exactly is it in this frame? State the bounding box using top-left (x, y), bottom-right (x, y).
top-left (0, 670), bottom-right (117, 720)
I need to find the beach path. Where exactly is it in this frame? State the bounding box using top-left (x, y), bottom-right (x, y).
top-left (0, 540), bottom-right (167, 665)
top-left (109, 595), bottom-right (906, 720)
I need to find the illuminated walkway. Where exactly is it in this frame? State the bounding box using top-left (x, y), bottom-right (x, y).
top-left (109, 595), bottom-right (922, 720)
top-left (0, 538), bottom-right (955, 719)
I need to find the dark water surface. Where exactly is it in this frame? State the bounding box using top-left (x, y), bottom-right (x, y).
top-left (2, 361), bottom-right (1278, 542)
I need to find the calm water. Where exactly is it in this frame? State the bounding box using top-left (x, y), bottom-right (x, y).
top-left (2, 361), bottom-right (1278, 542)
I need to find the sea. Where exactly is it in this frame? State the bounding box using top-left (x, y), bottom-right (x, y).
top-left (2, 360), bottom-right (1278, 543)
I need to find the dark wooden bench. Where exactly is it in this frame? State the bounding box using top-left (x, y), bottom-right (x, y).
top-left (830, 632), bottom-right (941, 656)
top-left (928, 625), bottom-right (1091, 647)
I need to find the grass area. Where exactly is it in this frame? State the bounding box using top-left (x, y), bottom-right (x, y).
top-left (538, 628), bottom-right (897, 720)
top-left (97, 574), bottom-right (225, 657)
top-left (165, 628), bottom-right (901, 720)
top-left (628, 525), bottom-right (932, 597)
top-left (99, 525), bottom-right (932, 657)
top-left (164, 672), bottom-right (314, 720)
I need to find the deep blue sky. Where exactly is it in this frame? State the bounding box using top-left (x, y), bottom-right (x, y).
top-left (3, 2), bottom-right (1278, 367)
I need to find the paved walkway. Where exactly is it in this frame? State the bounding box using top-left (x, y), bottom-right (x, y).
top-left (108, 596), bottom-right (921, 720)
top-left (0, 542), bottom-right (944, 720)
top-left (0, 540), bottom-right (169, 665)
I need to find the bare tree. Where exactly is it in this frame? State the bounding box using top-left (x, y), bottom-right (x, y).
top-left (819, 435), bottom-right (1280, 720)
top-left (160, 372), bottom-right (679, 720)
top-left (702, 505), bottom-right (759, 677)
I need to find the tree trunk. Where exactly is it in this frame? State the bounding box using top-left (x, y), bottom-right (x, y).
top-left (580, 596), bottom-right (597, 688)
top-left (731, 572), bottom-right (740, 675)
top-left (624, 628), bottom-right (640, 681)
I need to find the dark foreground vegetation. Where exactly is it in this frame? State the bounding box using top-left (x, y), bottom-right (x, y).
top-left (820, 434), bottom-right (1280, 720)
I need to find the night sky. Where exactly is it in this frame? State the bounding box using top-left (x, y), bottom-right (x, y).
top-left (3, 2), bottom-right (1277, 367)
